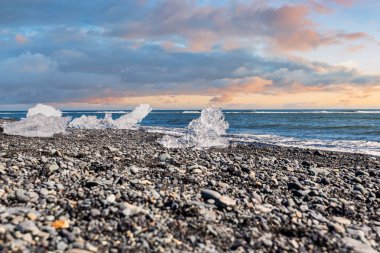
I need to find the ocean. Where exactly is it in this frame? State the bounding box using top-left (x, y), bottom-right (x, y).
top-left (1, 109), bottom-right (380, 156)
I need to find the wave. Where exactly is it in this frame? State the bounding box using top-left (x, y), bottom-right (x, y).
top-left (182, 110), bottom-right (201, 114)
top-left (224, 110), bottom-right (380, 114)
top-left (355, 110), bottom-right (380, 114)
top-left (227, 134), bottom-right (380, 156)
top-left (62, 111), bottom-right (129, 114)
top-left (0, 112), bottom-right (21, 115)
top-left (144, 126), bottom-right (380, 156)
top-left (143, 126), bottom-right (187, 136)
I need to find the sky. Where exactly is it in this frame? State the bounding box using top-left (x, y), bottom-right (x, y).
top-left (0, 0), bottom-right (379, 109)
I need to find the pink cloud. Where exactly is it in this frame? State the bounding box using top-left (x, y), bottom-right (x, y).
top-left (113, 1), bottom-right (368, 52)
top-left (332, 0), bottom-right (355, 6)
top-left (210, 77), bottom-right (272, 103)
top-left (15, 34), bottom-right (28, 44)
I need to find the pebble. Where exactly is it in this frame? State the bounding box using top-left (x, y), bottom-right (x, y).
top-left (65, 250), bottom-right (93, 253)
top-left (46, 162), bottom-right (60, 172)
top-left (249, 171), bottom-right (256, 180)
top-left (85, 242), bottom-right (98, 252)
top-left (288, 182), bottom-right (304, 191)
top-left (329, 223), bottom-right (345, 234)
top-left (201, 189), bottom-right (235, 208)
top-left (320, 177), bottom-right (330, 185)
top-left (0, 126), bottom-right (378, 252)
top-left (107, 194), bottom-right (116, 203)
top-left (255, 205), bottom-right (272, 213)
top-left (120, 202), bottom-right (147, 217)
top-left (201, 189), bottom-right (222, 200)
top-left (331, 216), bottom-right (351, 226)
top-left (159, 153), bottom-right (171, 162)
top-left (218, 195), bottom-right (236, 207)
top-left (129, 165), bottom-right (140, 174)
top-left (354, 184), bottom-right (367, 194)
top-left (90, 209), bottom-right (101, 217)
top-left (15, 189), bottom-right (28, 202)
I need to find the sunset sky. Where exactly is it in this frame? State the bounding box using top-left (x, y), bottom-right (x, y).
top-left (1, 0), bottom-right (379, 109)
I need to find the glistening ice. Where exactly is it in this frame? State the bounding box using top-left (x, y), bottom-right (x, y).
top-left (3, 104), bottom-right (71, 137)
top-left (69, 104), bottom-right (152, 129)
top-left (159, 106), bottom-right (229, 149)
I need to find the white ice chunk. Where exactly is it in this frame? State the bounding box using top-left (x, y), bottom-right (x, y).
top-left (26, 103), bottom-right (62, 118)
top-left (113, 104), bottom-right (152, 129)
top-left (69, 115), bottom-right (106, 129)
top-left (69, 113), bottom-right (116, 129)
top-left (69, 104), bottom-right (152, 129)
top-left (159, 106), bottom-right (229, 149)
top-left (3, 114), bottom-right (71, 137)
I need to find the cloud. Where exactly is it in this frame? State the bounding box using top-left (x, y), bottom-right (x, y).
top-left (0, 47), bottom-right (378, 105)
top-left (210, 77), bottom-right (272, 103)
top-left (106, 0), bottom-right (369, 51)
top-left (331, 0), bottom-right (355, 7)
top-left (0, 0), bottom-right (369, 52)
top-left (0, 0), bottom-right (378, 108)
top-left (15, 34), bottom-right (28, 44)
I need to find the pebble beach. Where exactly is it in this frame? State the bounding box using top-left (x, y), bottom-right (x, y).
top-left (0, 123), bottom-right (379, 252)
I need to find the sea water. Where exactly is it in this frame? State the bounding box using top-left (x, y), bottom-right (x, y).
top-left (1, 109), bottom-right (380, 156)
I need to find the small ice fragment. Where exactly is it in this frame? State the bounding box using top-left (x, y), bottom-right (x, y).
top-left (69, 104), bottom-right (152, 129)
top-left (3, 114), bottom-right (71, 137)
top-left (159, 106), bottom-right (229, 149)
top-left (26, 103), bottom-right (62, 118)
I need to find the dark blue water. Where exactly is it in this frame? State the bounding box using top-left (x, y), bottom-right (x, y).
top-left (1, 109), bottom-right (380, 155)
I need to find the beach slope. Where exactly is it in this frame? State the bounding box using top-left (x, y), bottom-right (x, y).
top-left (0, 128), bottom-right (379, 252)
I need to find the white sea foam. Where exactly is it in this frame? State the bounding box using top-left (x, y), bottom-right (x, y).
top-left (148, 126), bottom-right (380, 156)
top-left (69, 104), bottom-right (152, 129)
top-left (63, 111), bottom-right (128, 114)
top-left (3, 104), bottom-right (70, 137)
top-left (159, 106), bottom-right (229, 149)
top-left (182, 110), bottom-right (201, 114)
top-left (227, 133), bottom-right (380, 156)
top-left (227, 110), bottom-right (380, 114)
top-left (355, 110), bottom-right (380, 114)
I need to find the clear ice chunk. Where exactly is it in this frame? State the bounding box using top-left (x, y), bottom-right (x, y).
top-left (3, 114), bottom-right (71, 137)
top-left (69, 104), bottom-right (152, 129)
top-left (113, 104), bottom-right (152, 129)
top-left (69, 115), bottom-right (107, 129)
top-left (26, 103), bottom-right (62, 117)
top-left (159, 106), bottom-right (229, 149)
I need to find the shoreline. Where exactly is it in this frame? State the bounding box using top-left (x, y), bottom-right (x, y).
top-left (2, 117), bottom-right (380, 157)
top-left (0, 127), bottom-right (379, 252)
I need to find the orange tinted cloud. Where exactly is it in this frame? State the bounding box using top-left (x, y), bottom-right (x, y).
top-left (210, 77), bottom-right (272, 103)
top-left (337, 32), bottom-right (368, 40)
top-left (114, 1), bottom-right (368, 52)
top-left (332, 0), bottom-right (355, 6)
top-left (15, 34), bottom-right (28, 44)
top-left (346, 45), bottom-right (365, 52)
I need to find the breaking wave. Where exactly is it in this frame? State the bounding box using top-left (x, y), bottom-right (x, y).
top-left (182, 110), bottom-right (201, 114)
top-left (147, 126), bottom-right (380, 156)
